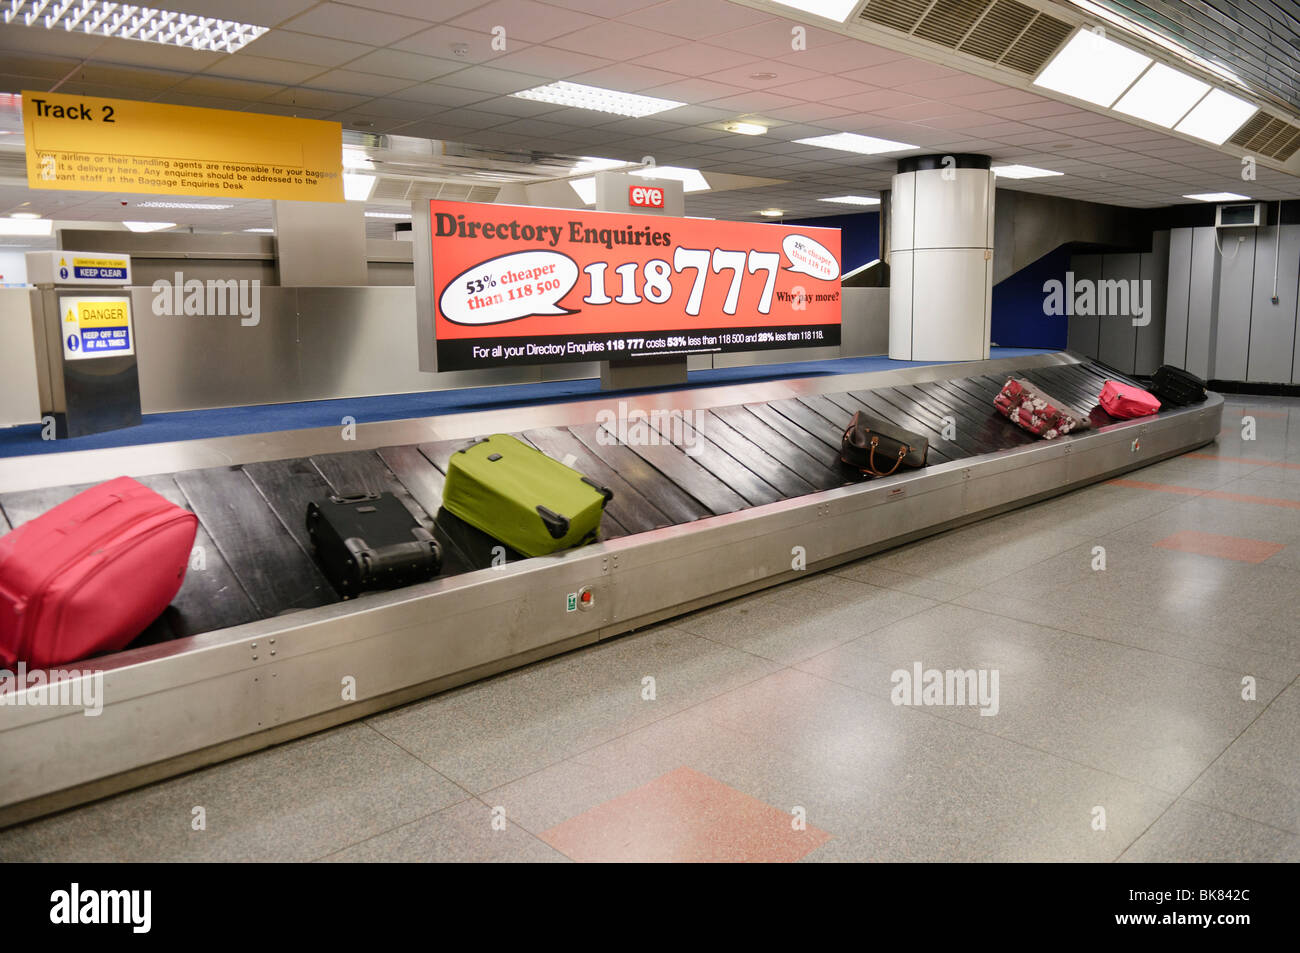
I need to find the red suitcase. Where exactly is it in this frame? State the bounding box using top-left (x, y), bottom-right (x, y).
top-left (0, 476), bottom-right (198, 669)
top-left (993, 377), bottom-right (1088, 440)
top-left (1099, 379), bottom-right (1160, 418)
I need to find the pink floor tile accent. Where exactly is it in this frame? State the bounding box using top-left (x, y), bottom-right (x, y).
top-left (1108, 479), bottom-right (1300, 510)
top-left (1187, 452), bottom-right (1300, 472)
top-left (1154, 530), bottom-right (1285, 564)
top-left (539, 766), bottom-right (832, 863)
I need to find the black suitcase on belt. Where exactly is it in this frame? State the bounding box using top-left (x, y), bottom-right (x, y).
top-left (1150, 365), bottom-right (1208, 406)
top-left (306, 492), bottom-right (441, 599)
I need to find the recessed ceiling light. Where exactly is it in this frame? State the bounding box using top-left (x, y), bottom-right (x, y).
top-left (511, 81), bottom-right (684, 118)
top-left (122, 221), bottom-right (176, 232)
top-left (8, 212), bottom-right (41, 219)
top-left (794, 132), bottom-right (918, 155)
top-left (364, 211), bottom-right (412, 219)
top-left (992, 165), bottom-right (1065, 179)
top-left (1175, 88), bottom-right (1258, 145)
top-left (768, 0), bottom-right (860, 22)
top-left (630, 166), bottom-right (710, 192)
top-left (1183, 192), bottom-right (1250, 202)
top-left (1033, 29), bottom-right (1152, 107)
top-left (3, 2), bottom-right (268, 53)
top-left (342, 148), bottom-right (374, 170)
top-left (1114, 63), bottom-right (1210, 128)
top-left (759, 209), bottom-right (784, 217)
top-left (343, 173), bottom-right (376, 201)
top-left (244, 228), bottom-right (274, 233)
top-left (570, 177), bottom-right (597, 205)
top-left (819, 195), bottom-right (880, 206)
top-left (136, 201), bottom-right (232, 209)
top-left (724, 121), bottom-right (767, 136)
top-left (0, 218), bottom-right (53, 236)
top-left (573, 156), bottom-right (630, 173)
top-left (749, 72), bottom-right (777, 81)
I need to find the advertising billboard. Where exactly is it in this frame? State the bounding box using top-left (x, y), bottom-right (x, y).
top-left (428, 199), bottom-right (841, 371)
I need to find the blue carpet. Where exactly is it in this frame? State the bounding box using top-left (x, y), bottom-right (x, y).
top-left (0, 347), bottom-right (1053, 458)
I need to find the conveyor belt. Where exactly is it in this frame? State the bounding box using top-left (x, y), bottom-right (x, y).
top-left (0, 353), bottom-right (1223, 826)
top-left (0, 358), bottom-right (1151, 651)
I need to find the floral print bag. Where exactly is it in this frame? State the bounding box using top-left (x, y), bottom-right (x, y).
top-left (993, 378), bottom-right (1089, 440)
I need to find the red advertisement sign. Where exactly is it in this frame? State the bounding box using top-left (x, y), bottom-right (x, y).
top-left (429, 199), bottom-right (841, 371)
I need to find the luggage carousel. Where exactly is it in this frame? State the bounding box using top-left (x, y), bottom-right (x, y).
top-left (0, 351), bottom-right (1222, 824)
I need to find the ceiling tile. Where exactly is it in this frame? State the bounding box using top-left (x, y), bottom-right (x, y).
top-left (539, 0), bottom-right (662, 15)
top-left (392, 25), bottom-right (512, 64)
top-left (449, 0), bottom-right (602, 42)
top-left (201, 54), bottom-right (325, 85)
top-left (775, 39), bottom-right (904, 73)
top-left (301, 70), bottom-right (416, 97)
top-left (436, 65), bottom-right (549, 94)
top-left (245, 30), bottom-right (374, 67)
top-left (487, 45), bottom-right (614, 79)
top-left (630, 41), bottom-right (758, 75)
top-left (711, 19), bottom-right (843, 59)
top-left (391, 81), bottom-right (490, 108)
top-left (570, 63), bottom-right (688, 92)
top-left (265, 87), bottom-right (371, 110)
top-left (823, 89), bottom-right (925, 113)
top-left (547, 21), bottom-right (681, 59)
top-left (990, 101), bottom-right (1082, 120)
top-left (643, 78), bottom-right (748, 105)
top-left (701, 60), bottom-right (823, 90)
top-left (284, 3), bottom-right (430, 46)
top-left (842, 58), bottom-right (959, 88)
top-left (897, 75), bottom-right (1005, 99)
top-left (620, 0), bottom-right (773, 39)
top-left (344, 49), bottom-right (467, 81)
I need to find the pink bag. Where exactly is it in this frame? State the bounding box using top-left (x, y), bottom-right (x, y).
top-left (0, 477), bottom-right (198, 668)
top-left (1099, 380), bottom-right (1160, 419)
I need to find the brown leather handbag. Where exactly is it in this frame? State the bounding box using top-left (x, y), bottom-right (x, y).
top-left (840, 411), bottom-right (929, 477)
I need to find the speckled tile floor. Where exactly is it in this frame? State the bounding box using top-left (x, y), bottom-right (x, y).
top-left (1, 395), bottom-right (1296, 862)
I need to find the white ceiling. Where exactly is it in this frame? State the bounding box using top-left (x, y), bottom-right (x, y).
top-left (0, 0), bottom-right (1297, 236)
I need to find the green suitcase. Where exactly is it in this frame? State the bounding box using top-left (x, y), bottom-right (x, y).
top-left (442, 434), bottom-right (613, 557)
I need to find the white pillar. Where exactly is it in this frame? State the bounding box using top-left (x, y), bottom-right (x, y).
top-left (889, 155), bottom-right (995, 361)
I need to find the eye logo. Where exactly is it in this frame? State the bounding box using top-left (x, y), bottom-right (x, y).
top-left (629, 185), bottom-right (664, 209)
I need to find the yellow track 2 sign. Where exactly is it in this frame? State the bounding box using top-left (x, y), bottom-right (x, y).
top-left (23, 90), bottom-right (343, 202)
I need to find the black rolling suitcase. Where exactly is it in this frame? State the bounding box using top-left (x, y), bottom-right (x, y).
top-left (306, 492), bottom-right (441, 599)
top-left (1150, 365), bottom-right (1207, 406)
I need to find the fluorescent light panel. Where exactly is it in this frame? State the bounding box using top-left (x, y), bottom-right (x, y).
top-left (343, 173), bottom-right (375, 201)
top-left (511, 81), bottom-right (684, 118)
top-left (0, 217), bottom-right (52, 235)
top-left (630, 165), bottom-right (709, 192)
top-left (819, 195), bottom-right (880, 206)
top-left (769, 0), bottom-right (859, 21)
top-left (4, 1), bottom-right (268, 53)
top-left (1175, 88), bottom-right (1258, 145)
top-left (992, 164), bottom-right (1064, 179)
top-left (364, 211), bottom-right (411, 219)
top-left (244, 227), bottom-right (274, 233)
top-left (794, 132), bottom-right (918, 155)
top-left (1184, 192), bottom-right (1250, 202)
top-left (759, 209), bottom-right (784, 217)
top-left (569, 177), bottom-right (597, 205)
top-left (1033, 29), bottom-right (1152, 107)
top-left (725, 121), bottom-right (767, 136)
top-left (137, 201), bottom-right (231, 209)
top-left (1114, 62), bottom-right (1210, 128)
top-left (122, 221), bottom-right (175, 232)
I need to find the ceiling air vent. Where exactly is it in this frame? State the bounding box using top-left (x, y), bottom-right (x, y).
top-left (959, 0), bottom-right (1036, 63)
top-left (996, 8), bottom-right (1071, 73)
top-left (1230, 112), bottom-right (1300, 160)
top-left (857, 0), bottom-right (1071, 75)
top-left (914, 0), bottom-right (987, 48)
top-left (858, 0), bottom-right (932, 34)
